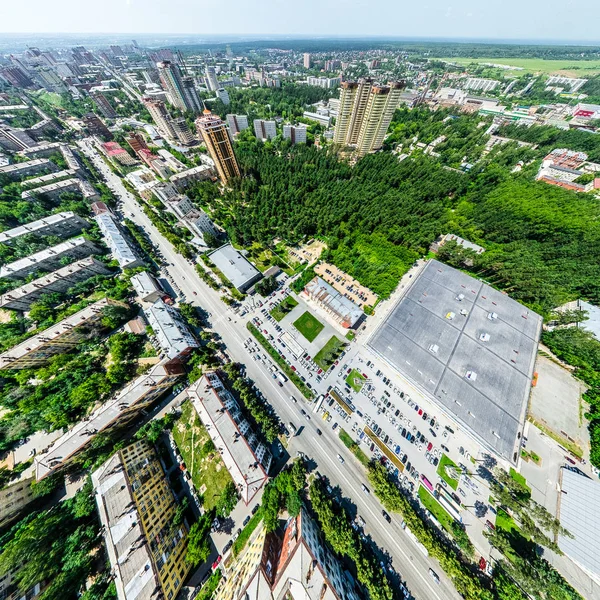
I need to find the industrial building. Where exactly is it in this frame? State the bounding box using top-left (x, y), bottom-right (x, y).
top-left (368, 260), bottom-right (542, 463)
top-left (303, 276), bottom-right (363, 329)
top-left (0, 298), bottom-right (126, 370)
top-left (215, 508), bottom-right (361, 600)
top-left (187, 372), bottom-right (272, 505)
top-left (37, 360), bottom-right (183, 480)
top-left (0, 211), bottom-right (89, 246)
top-left (143, 298), bottom-right (199, 359)
top-left (93, 203), bottom-right (144, 270)
top-left (558, 467), bottom-right (600, 584)
top-left (208, 244), bottom-right (262, 292)
top-left (92, 439), bottom-right (192, 600)
top-left (130, 271), bottom-right (165, 304)
top-left (0, 236), bottom-right (99, 280)
top-left (0, 257), bottom-right (112, 311)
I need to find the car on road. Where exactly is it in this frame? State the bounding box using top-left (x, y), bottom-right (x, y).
top-left (361, 484), bottom-right (370, 494)
top-left (428, 568), bottom-right (440, 584)
top-left (382, 510), bottom-right (391, 523)
top-left (212, 555), bottom-right (222, 570)
top-left (316, 428), bottom-right (322, 436)
top-left (337, 454), bottom-right (345, 464)
top-left (243, 515), bottom-right (251, 526)
top-left (222, 540), bottom-right (233, 554)
top-left (300, 409), bottom-right (307, 416)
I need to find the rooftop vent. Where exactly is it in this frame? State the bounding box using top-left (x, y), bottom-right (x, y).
top-left (428, 344), bottom-right (439, 354)
top-left (445, 312), bottom-right (456, 321)
top-left (465, 370), bottom-right (477, 381)
top-left (487, 312), bottom-right (498, 321)
top-left (455, 293), bottom-right (465, 301)
top-left (479, 333), bottom-right (490, 342)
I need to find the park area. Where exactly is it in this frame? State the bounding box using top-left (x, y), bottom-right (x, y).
top-left (437, 454), bottom-right (460, 490)
top-left (270, 296), bottom-right (298, 322)
top-left (293, 310), bottom-right (324, 342)
top-left (346, 369), bottom-right (366, 392)
top-left (439, 56), bottom-right (600, 76)
top-left (172, 401), bottom-right (233, 510)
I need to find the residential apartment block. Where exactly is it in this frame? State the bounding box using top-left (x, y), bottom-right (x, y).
top-left (92, 202), bottom-right (144, 270)
top-left (226, 114), bottom-right (249, 135)
top-left (143, 298), bottom-right (199, 359)
top-left (215, 508), bottom-right (361, 600)
top-left (283, 124), bottom-right (307, 144)
top-left (0, 211), bottom-right (89, 246)
top-left (92, 439), bottom-right (192, 600)
top-left (307, 76), bottom-right (341, 89)
top-left (334, 79), bottom-right (404, 156)
top-left (0, 236), bottom-right (99, 280)
top-left (187, 371), bottom-right (272, 504)
top-left (21, 178), bottom-right (98, 202)
top-left (253, 119), bottom-right (277, 141)
top-left (169, 164), bottom-right (214, 190)
top-left (195, 111), bottom-right (240, 183)
top-left (37, 360), bottom-right (183, 479)
top-left (0, 477), bottom-right (35, 529)
top-left (0, 297), bottom-right (125, 370)
top-left (0, 257), bottom-right (112, 311)
top-left (0, 158), bottom-right (58, 180)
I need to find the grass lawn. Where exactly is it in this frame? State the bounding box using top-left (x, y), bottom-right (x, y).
top-left (293, 311), bottom-right (324, 342)
top-left (418, 486), bottom-right (454, 533)
top-left (270, 296), bottom-right (298, 322)
top-left (232, 511), bottom-right (263, 557)
top-left (437, 454), bottom-right (460, 490)
top-left (339, 429), bottom-right (370, 467)
top-left (172, 400), bottom-right (233, 510)
top-left (346, 369), bottom-right (366, 392)
top-left (495, 508), bottom-right (520, 535)
top-left (509, 468), bottom-right (532, 497)
top-left (439, 56), bottom-right (600, 76)
top-left (313, 335), bottom-right (346, 371)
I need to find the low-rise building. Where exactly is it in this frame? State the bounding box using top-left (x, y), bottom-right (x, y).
top-left (19, 142), bottom-right (80, 171)
top-left (0, 477), bottom-right (35, 529)
top-left (303, 276), bottom-right (363, 329)
top-left (208, 244), bottom-right (262, 292)
top-left (143, 298), bottom-right (199, 359)
top-left (215, 507), bottom-right (361, 600)
top-left (0, 158), bottom-right (57, 180)
top-left (169, 164), bottom-right (213, 191)
top-left (157, 148), bottom-right (187, 172)
top-left (0, 297), bottom-right (126, 370)
top-left (20, 168), bottom-right (79, 189)
top-left (37, 360), bottom-right (183, 479)
top-left (302, 111), bottom-right (331, 127)
top-left (101, 141), bottom-right (138, 166)
top-left (0, 211), bottom-right (89, 246)
top-left (429, 233), bottom-right (485, 256)
top-left (131, 270), bottom-right (164, 303)
top-left (92, 439), bottom-right (192, 600)
top-left (187, 372), bottom-right (272, 505)
top-left (0, 236), bottom-right (99, 280)
top-left (185, 209), bottom-right (218, 241)
top-left (165, 194), bottom-right (195, 218)
top-left (314, 263), bottom-right (378, 308)
top-left (0, 257), bottom-right (112, 311)
top-left (93, 202), bottom-right (144, 270)
top-left (21, 178), bottom-right (99, 202)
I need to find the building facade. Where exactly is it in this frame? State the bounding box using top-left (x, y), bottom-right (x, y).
top-left (283, 124), bottom-right (307, 144)
top-left (226, 114), bottom-right (249, 136)
top-left (195, 111), bottom-right (240, 183)
top-left (92, 439), bottom-right (192, 600)
top-left (143, 97), bottom-right (176, 139)
top-left (0, 211), bottom-right (89, 246)
top-left (253, 119), bottom-right (277, 141)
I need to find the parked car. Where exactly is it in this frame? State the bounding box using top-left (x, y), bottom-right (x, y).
top-left (212, 555), bottom-right (222, 570)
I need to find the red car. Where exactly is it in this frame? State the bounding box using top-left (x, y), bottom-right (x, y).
top-left (565, 456), bottom-right (576, 465)
top-left (479, 557), bottom-right (487, 571)
top-left (291, 366), bottom-right (296, 371)
top-left (485, 520), bottom-right (496, 531)
top-left (427, 442), bottom-right (433, 451)
top-left (212, 555), bottom-right (222, 570)
top-left (418, 409), bottom-right (423, 416)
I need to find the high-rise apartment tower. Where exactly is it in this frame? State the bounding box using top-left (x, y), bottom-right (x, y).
top-left (195, 110), bottom-right (240, 183)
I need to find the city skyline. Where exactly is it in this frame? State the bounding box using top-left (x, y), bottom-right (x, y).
top-left (1, 0), bottom-right (599, 43)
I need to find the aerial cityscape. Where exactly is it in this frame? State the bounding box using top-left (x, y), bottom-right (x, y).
top-left (0, 4), bottom-right (600, 600)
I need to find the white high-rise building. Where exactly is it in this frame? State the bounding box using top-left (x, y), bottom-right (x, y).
top-left (216, 88), bottom-right (230, 105)
top-left (303, 53), bottom-right (311, 69)
top-left (283, 124), bottom-right (307, 144)
top-left (205, 66), bottom-right (219, 91)
top-left (226, 114), bottom-right (249, 136)
top-left (253, 119), bottom-right (277, 141)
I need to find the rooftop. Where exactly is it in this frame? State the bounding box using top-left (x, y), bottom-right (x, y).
top-left (559, 468), bottom-right (600, 581)
top-left (0, 211), bottom-right (88, 246)
top-left (209, 244), bottom-right (262, 292)
top-left (94, 211), bottom-right (143, 269)
top-left (367, 260), bottom-right (542, 462)
top-left (304, 276), bottom-right (363, 328)
top-left (187, 372), bottom-right (271, 504)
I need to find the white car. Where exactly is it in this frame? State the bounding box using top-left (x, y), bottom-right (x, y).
top-left (337, 454), bottom-right (345, 464)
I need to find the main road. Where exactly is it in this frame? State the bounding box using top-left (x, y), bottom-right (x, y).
top-left (78, 140), bottom-right (462, 600)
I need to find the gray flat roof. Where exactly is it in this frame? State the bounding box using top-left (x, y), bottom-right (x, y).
top-left (368, 260), bottom-right (542, 461)
top-left (559, 468), bottom-right (600, 579)
top-left (209, 244), bottom-right (261, 291)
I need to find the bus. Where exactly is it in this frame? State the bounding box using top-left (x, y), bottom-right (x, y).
top-left (420, 474), bottom-right (434, 492)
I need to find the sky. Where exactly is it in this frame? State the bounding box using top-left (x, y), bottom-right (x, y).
top-left (0, 0), bottom-right (598, 43)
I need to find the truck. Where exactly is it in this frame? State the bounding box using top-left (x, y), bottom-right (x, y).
top-left (277, 372), bottom-right (288, 385)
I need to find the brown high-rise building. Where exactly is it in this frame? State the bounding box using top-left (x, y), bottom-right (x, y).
top-left (82, 112), bottom-right (112, 140)
top-left (91, 92), bottom-right (117, 119)
top-left (125, 131), bottom-right (148, 154)
top-left (195, 110), bottom-right (240, 183)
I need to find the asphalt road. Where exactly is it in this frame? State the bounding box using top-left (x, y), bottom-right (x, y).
top-left (79, 140), bottom-right (462, 600)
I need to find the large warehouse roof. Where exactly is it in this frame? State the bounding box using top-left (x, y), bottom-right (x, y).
top-left (368, 260), bottom-right (542, 462)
